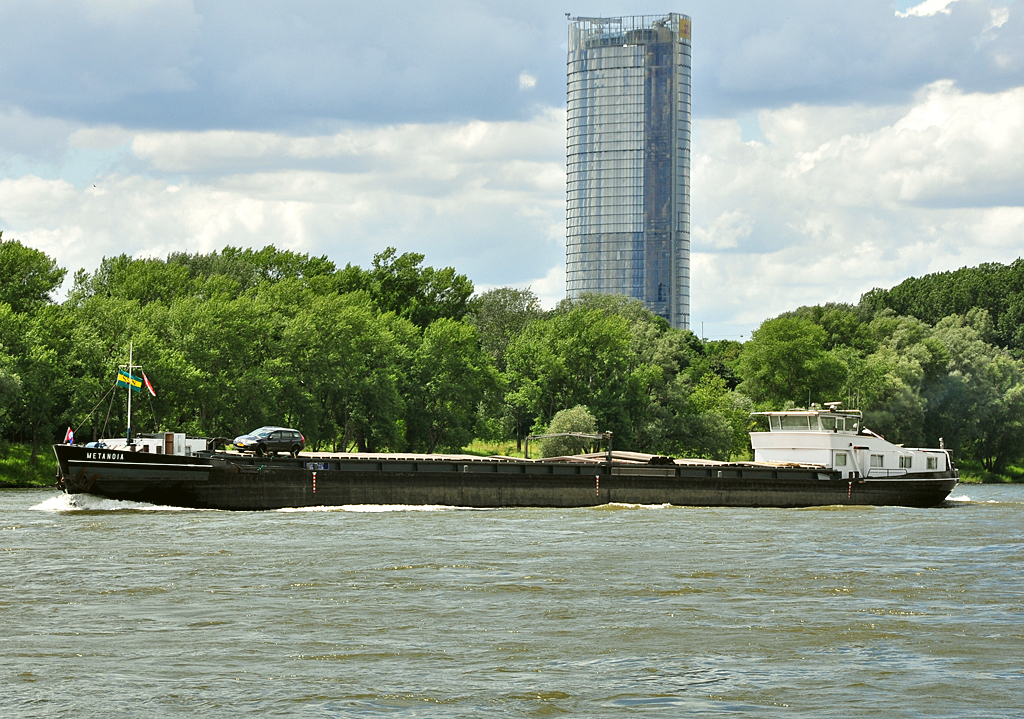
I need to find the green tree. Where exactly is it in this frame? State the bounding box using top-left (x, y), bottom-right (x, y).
top-left (365, 248), bottom-right (475, 328)
top-left (737, 317), bottom-right (847, 407)
top-left (503, 306), bottom-right (649, 445)
top-left (70, 254), bottom-right (191, 306)
top-left (972, 384), bottom-right (1024, 474)
top-left (0, 311), bottom-right (22, 436)
top-left (15, 305), bottom-right (78, 464)
top-left (285, 293), bottom-right (416, 452)
top-left (788, 303), bottom-right (877, 353)
top-left (537, 405), bottom-right (598, 458)
top-left (860, 258), bottom-right (1024, 352)
top-left (925, 314), bottom-right (1024, 468)
top-left (658, 373), bottom-right (753, 460)
top-left (407, 318), bottom-right (497, 453)
top-left (465, 287), bottom-right (543, 371)
top-left (0, 234), bottom-right (66, 314)
top-left (555, 292), bottom-right (670, 366)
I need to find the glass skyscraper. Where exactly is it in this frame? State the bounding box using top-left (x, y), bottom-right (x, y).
top-left (566, 14), bottom-right (691, 329)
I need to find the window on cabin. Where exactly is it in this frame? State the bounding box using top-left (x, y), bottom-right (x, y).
top-left (770, 416), bottom-right (782, 431)
top-left (870, 454), bottom-right (884, 468)
top-left (781, 415), bottom-right (811, 430)
top-left (835, 453), bottom-right (847, 466)
top-left (821, 416), bottom-right (838, 431)
top-left (899, 456), bottom-right (912, 469)
top-left (927, 457), bottom-right (938, 470)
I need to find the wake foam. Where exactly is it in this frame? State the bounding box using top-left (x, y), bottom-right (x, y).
top-left (276, 504), bottom-right (477, 513)
top-left (596, 502), bottom-right (673, 510)
top-left (31, 493), bottom-right (200, 512)
top-left (945, 494), bottom-right (1002, 504)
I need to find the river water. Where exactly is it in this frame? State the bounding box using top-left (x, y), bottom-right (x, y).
top-left (2, 486), bottom-right (1022, 718)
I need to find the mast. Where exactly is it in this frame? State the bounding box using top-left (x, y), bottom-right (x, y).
top-left (127, 341), bottom-right (133, 443)
top-left (120, 341), bottom-right (142, 444)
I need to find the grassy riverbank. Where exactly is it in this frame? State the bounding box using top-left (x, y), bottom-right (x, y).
top-left (954, 458), bottom-right (1024, 484)
top-left (0, 444), bottom-right (58, 488)
top-left (461, 440), bottom-right (526, 458)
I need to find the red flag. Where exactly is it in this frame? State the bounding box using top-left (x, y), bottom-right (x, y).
top-left (64, 427), bottom-right (73, 444)
top-left (142, 371), bottom-right (156, 397)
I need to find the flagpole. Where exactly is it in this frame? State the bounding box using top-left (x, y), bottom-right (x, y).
top-left (127, 341), bottom-right (133, 444)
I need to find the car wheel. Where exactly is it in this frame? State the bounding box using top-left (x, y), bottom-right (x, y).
top-left (290, 444), bottom-right (302, 457)
top-left (256, 443), bottom-right (267, 457)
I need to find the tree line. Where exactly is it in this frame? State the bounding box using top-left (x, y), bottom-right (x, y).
top-left (2, 233), bottom-right (1023, 476)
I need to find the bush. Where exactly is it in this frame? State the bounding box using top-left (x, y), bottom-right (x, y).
top-left (538, 405), bottom-right (598, 458)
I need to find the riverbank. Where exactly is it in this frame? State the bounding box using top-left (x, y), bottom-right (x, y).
top-left (954, 458), bottom-right (1024, 484)
top-left (0, 443), bottom-right (58, 488)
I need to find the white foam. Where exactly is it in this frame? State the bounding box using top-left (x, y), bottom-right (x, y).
top-left (30, 493), bottom-right (201, 512)
top-left (601, 502), bottom-right (673, 510)
top-left (945, 494), bottom-right (1002, 504)
top-left (276, 504), bottom-right (474, 513)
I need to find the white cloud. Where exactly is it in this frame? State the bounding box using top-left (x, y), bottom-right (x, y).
top-left (68, 126), bottom-right (134, 150)
top-left (690, 80), bottom-right (1024, 334)
top-left (896, 0), bottom-right (960, 18)
top-left (3, 79), bottom-right (1024, 339)
top-left (476, 264), bottom-right (565, 310)
top-left (692, 210), bottom-right (753, 250)
top-left (0, 112), bottom-right (569, 295)
top-left (129, 111), bottom-right (565, 174)
top-left (528, 265), bottom-right (566, 309)
top-left (985, 6), bottom-right (1010, 31)
top-left (518, 72), bottom-right (537, 90)
top-left (0, 107), bottom-right (77, 159)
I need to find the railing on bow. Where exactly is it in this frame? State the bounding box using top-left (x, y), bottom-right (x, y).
top-left (523, 431), bottom-right (614, 470)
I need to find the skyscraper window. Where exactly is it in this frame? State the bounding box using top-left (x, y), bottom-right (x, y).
top-left (566, 14), bottom-right (691, 329)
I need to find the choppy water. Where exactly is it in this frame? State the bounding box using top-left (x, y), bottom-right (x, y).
top-left (2, 487), bottom-right (1022, 718)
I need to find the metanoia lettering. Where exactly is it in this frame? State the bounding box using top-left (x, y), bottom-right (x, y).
top-left (85, 451), bottom-right (125, 461)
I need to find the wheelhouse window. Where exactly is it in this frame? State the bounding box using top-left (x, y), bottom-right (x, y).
top-left (899, 456), bottom-right (912, 469)
top-left (769, 416), bottom-right (782, 431)
top-left (870, 454), bottom-right (884, 468)
top-left (927, 457), bottom-right (938, 470)
top-left (821, 416), bottom-right (839, 431)
top-left (780, 415), bottom-right (812, 430)
top-left (835, 453), bottom-right (847, 466)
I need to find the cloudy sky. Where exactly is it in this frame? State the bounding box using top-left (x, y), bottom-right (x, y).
top-left (1, 0), bottom-right (1022, 337)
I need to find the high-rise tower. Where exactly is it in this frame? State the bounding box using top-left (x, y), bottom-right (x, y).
top-left (566, 14), bottom-right (691, 329)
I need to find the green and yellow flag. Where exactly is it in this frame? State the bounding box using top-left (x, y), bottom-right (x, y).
top-left (116, 370), bottom-right (143, 393)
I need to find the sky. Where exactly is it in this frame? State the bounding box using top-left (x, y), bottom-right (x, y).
top-left (1, 0), bottom-right (1023, 338)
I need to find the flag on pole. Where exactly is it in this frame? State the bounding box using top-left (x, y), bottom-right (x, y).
top-left (116, 370), bottom-right (142, 393)
top-left (64, 427), bottom-right (73, 444)
top-left (142, 371), bottom-right (156, 397)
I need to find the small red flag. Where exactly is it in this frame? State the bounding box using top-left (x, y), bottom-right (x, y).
top-left (142, 371), bottom-right (156, 397)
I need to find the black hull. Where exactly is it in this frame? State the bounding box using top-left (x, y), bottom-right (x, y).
top-left (54, 445), bottom-right (959, 511)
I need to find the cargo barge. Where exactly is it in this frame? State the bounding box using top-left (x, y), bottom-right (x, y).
top-left (53, 405), bottom-right (957, 510)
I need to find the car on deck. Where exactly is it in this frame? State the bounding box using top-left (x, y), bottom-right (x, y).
top-left (233, 426), bottom-right (305, 456)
